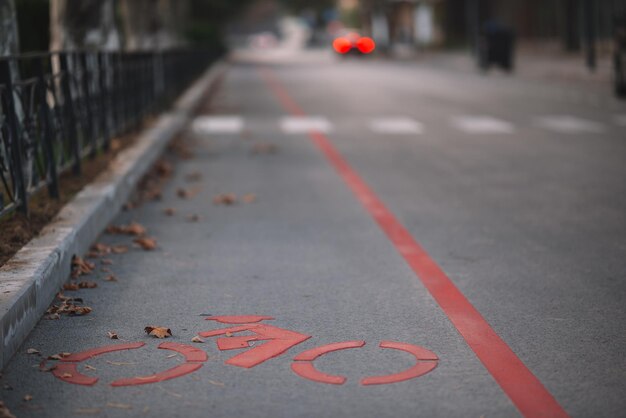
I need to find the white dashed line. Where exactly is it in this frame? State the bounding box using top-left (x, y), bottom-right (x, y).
top-left (534, 115), bottom-right (605, 134)
top-left (192, 116), bottom-right (244, 134)
top-left (369, 117), bottom-right (424, 134)
top-left (451, 116), bottom-right (515, 134)
top-left (280, 116), bottom-right (332, 134)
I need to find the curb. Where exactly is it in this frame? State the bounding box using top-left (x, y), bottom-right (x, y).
top-left (0, 60), bottom-right (227, 369)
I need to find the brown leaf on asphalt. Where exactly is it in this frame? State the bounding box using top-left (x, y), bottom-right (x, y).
top-left (107, 331), bottom-right (119, 340)
top-left (145, 326), bottom-right (172, 338)
top-left (191, 336), bottom-right (205, 343)
top-left (101, 258), bottom-right (114, 265)
top-left (251, 143), bottom-right (278, 154)
top-left (63, 282), bottom-right (79, 291)
top-left (23, 394), bottom-right (33, 402)
top-left (104, 274), bottom-right (118, 282)
top-left (26, 348), bottom-right (40, 355)
top-left (110, 138), bottom-right (122, 152)
top-left (38, 360), bottom-right (57, 372)
top-left (177, 187), bottom-right (200, 199)
top-left (111, 245), bottom-right (129, 254)
top-left (74, 408), bottom-right (101, 415)
top-left (44, 313), bottom-right (60, 320)
top-left (0, 401), bottom-right (16, 418)
top-left (78, 281), bottom-right (98, 289)
top-left (71, 256), bottom-right (95, 278)
top-left (163, 207), bottom-right (176, 216)
top-left (155, 160), bottom-right (173, 178)
top-left (186, 214), bottom-right (200, 222)
top-left (242, 193), bottom-right (257, 204)
top-left (213, 193), bottom-right (237, 205)
top-left (84, 365), bottom-right (96, 371)
top-left (134, 237), bottom-right (157, 251)
top-left (89, 243), bottom-right (112, 257)
top-left (106, 222), bottom-right (147, 236)
top-left (48, 353), bottom-right (71, 361)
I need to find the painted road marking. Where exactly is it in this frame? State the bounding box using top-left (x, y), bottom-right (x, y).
top-left (534, 115), bottom-right (605, 134)
top-left (280, 116), bottom-right (333, 134)
top-left (291, 340), bottom-right (438, 385)
top-left (192, 116), bottom-right (244, 134)
top-left (199, 323), bottom-right (311, 368)
top-left (369, 117), bottom-right (424, 134)
top-left (451, 116), bottom-right (515, 134)
top-left (260, 67), bottom-right (569, 418)
top-left (52, 342), bottom-right (207, 387)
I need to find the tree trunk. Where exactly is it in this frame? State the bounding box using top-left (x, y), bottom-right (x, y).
top-left (50, 0), bottom-right (120, 50)
top-left (0, 0), bottom-right (19, 56)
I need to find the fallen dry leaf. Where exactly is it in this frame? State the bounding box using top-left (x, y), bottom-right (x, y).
top-left (105, 360), bottom-right (135, 366)
top-left (78, 281), bottom-right (98, 289)
top-left (23, 394), bottom-right (33, 402)
top-left (104, 274), bottom-right (118, 282)
top-left (48, 353), bottom-right (71, 360)
top-left (107, 331), bottom-right (119, 340)
top-left (110, 138), bottom-right (122, 151)
top-left (163, 207), bottom-right (176, 216)
top-left (191, 336), bottom-right (205, 343)
top-left (26, 348), bottom-right (40, 355)
top-left (106, 402), bottom-right (132, 410)
top-left (111, 245), bottom-right (129, 254)
top-left (44, 313), bottom-right (60, 320)
top-left (155, 160), bottom-right (173, 178)
top-left (84, 365), bottom-right (97, 371)
top-left (62, 372), bottom-right (73, 378)
top-left (242, 193), bottom-right (257, 204)
top-left (177, 187), bottom-right (200, 199)
top-left (106, 222), bottom-right (146, 236)
top-left (145, 326), bottom-right (172, 338)
top-left (213, 193), bottom-right (238, 205)
top-left (0, 401), bottom-right (16, 418)
top-left (134, 237), bottom-right (157, 251)
top-left (186, 214), bottom-right (200, 222)
top-left (63, 282), bottom-right (79, 291)
top-left (71, 256), bottom-right (95, 278)
top-left (101, 258), bottom-right (114, 265)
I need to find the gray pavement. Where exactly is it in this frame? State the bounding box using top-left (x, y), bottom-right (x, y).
top-left (1, 54), bottom-right (625, 418)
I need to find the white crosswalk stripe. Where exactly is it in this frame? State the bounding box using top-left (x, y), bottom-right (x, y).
top-left (280, 116), bottom-right (332, 134)
top-left (451, 116), bottom-right (515, 134)
top-left (534, 115), bottom-right (605, 134)
top-left (192, 116), bottom-right (244, 134)
top-left (369, 117), bottom-right (424, 134)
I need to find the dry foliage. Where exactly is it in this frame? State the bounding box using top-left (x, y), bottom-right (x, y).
top-left (176, 187), bottom-right (201, 199)
top-left (71, 256), bottom-right (95, 278)
top-left (0, 401), bottom-right (16, 418)
top-left (145, 326), bottom-right (172, 338)
top-left (163, 208), bottom-right (176, 216)
top-left (107, 221), bottom-right (147, 236)
top-left (107, 331), bottom-right (119, 340)
top-left (191, 336), bottom-right (205, 343)
top-left (26, 348), bottom-right (40, 355)
top-left (134, 237), bottom-right (157, 251)
top-left (111, 245), bottom-right (129, 254)
top-left (186, 214), bottom-right (200, 222)
top-left (104, 274), bottom-right (118, 282)
top-left (46, 294), bottom-right (92, 317)
top-left (242, 193), bottom-right (257, 204)
top-left (213, 193), bottom-right (238, 205)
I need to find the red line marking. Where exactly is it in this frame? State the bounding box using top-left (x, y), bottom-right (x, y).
top-left (52, 363), bottom-right (98, 386)
top-left (293, 341), bottom-right (366, 361)
top-left (205, 315), bottom-right (274, 324)
top-left (110, 363), bottom-right (203, 387)
top-left (360, 341), bottom-right (438, 386)
top-left (259, 67), bottom-right (570, 418)
top-left (291, 362), bottom-right (346, 385)
top-left (159, 342), bottom-right (208, 362)
top-left (61, 342), bottom-right (145, 362)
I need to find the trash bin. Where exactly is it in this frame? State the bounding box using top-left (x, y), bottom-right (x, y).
top-left (478, 21), bottom-right (515, 72)
top-left (614, 15), bottom-right (626, 98)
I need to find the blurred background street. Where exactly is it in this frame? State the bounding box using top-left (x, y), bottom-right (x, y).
top-left (1, 1), bottom-right (625, 417)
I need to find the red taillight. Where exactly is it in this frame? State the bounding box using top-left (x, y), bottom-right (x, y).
top-left (333, 37), bottom-right (352, 54)
top-left (356, 37), bottom-right (376, 54)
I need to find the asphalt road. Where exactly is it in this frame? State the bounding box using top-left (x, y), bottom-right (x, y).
top-left (2, 52), bottom-right (625, 418)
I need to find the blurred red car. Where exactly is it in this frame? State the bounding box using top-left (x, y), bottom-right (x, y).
top-left (332, 31), bottom-right (376, 57)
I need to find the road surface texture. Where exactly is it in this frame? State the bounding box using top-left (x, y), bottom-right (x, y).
top-left (2, 53), bottom-right (625, 418)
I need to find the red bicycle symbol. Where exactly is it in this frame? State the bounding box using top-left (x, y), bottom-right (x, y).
top-left (51, 315), bottom-right (438, 387)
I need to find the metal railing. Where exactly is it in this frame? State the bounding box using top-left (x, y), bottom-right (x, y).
top-left (0, 49), bottom-right (218, 218)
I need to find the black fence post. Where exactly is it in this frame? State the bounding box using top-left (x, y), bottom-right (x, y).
top-left (78, 52), bottom-right (96, 157)
top-left (59, 52), bottom-right (81, 175)
top-left (35, 56), bottom-right (59, 199)
top-left (0, 59), bottom-right (28, 215)
top-left (98, 52), bottom-right (111, 151)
